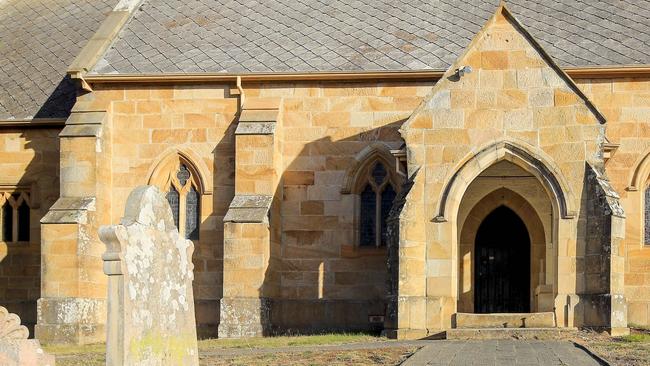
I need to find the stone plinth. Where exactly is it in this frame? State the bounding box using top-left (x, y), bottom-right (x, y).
top-left (220, 195), bottom-right (273, 338)
top-left (218, 298), bottom-right (271, 338)
top-left (37, 197), bottom-right (107, 345)
top-left (99, 186), bottom-right (198, 366)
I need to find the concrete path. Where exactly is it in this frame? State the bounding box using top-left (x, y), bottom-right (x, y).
top-left (401, 340), bottom-right (607, 366)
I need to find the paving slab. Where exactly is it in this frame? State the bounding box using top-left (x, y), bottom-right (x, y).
top-left (401, 340), bottom-right (607, 366)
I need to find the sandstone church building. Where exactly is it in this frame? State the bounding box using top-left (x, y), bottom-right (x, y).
top-left (1, 0), bottom-right (649, 344)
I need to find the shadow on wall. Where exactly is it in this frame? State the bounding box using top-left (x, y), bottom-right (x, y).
top-left (0, 74), bottom-right (80, 336)
top-left (194, 106), bottom-right (237, 339)
top-left (0, 126), bottom-right (60, 337)
top-left (575, 162), bottom-right (624, 330)
top-left (259, 119), bottom-right (406, 334)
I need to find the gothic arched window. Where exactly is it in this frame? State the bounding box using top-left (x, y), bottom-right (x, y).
top-left (165, 163), bottom-right (201, 240)
top-left (150, 155), bottom-right (203, 240)
top-left (645, 186), bottom-right (650, 245)
top-left (0, 192), bottom-right (31, 243)
top-left (358, 161), bottom-right (398, 247)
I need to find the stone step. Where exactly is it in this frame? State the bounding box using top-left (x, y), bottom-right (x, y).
top-left (454, 312), bottom-right (556, 329)
top-left (446, 327), bottom-right (574, 340)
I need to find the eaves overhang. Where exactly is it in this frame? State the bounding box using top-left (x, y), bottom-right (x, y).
top-left (79, 65), bottom-right (650, 85)
top-left (0, 118), bottom-right (66, 128)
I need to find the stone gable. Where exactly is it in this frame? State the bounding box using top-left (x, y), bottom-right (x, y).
top-left (390, 5), bottom-right (619, 337)
top-left (402, 5), bottom-right (604, 173)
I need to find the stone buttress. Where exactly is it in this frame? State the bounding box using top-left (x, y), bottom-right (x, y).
top-left (219, 98), bottom-right (283, 337)
top-left (36, 98), bottom-right (111, 344)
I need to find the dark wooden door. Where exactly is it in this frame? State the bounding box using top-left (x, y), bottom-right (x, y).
top-left (474, 206), bottom-right (530, 313)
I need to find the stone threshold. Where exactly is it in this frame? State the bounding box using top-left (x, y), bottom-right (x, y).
top-left (446, 327), bottom-right (576, 340)
top-left (454, 312), bottom-right (557, 329)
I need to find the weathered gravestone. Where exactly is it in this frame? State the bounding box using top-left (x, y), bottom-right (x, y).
top-left (99, 186), bottom-right (198, 366)
top-left (0, 306), bottom-right (55, 366)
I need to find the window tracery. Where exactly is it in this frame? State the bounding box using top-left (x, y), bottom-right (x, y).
top-left (0, 192), bottom-right (31, 243)
top-left (358, 161), bottom-right (398, 247)
top-left (151, 156), bottom-right (203, 240)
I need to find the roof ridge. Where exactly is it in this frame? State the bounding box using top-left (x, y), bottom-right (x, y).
top-left (114, 0), bottom-right (143, 12)
top-left (67, 0), bottom-right (145, 89)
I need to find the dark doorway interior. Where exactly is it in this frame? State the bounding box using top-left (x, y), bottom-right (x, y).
top-left (474, 205), bottom-right (530, 313)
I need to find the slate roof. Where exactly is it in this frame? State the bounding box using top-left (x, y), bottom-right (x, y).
top-left (0, 0), bottom-right (114, 120)
top-left (91, 0), bottom-right (650, 75)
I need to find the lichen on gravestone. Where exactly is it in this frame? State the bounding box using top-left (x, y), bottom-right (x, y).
top-left (99, 185), bottom-right (199, 366)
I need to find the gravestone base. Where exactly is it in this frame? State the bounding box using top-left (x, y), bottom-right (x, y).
top-left (218, 297), bottom-right (271, 338)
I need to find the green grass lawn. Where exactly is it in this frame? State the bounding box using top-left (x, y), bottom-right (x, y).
top-left (198, 332), bottom-right (381, 350)
top-left (44, 332), bottom-right (384, 366)
top-left (199, 347), bottom-right (416, 366)
top-left (620, 333), bottom-right (650, 343)
top-left (579, 328), bottom-right (650, 366)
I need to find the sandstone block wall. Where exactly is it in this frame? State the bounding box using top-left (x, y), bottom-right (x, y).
top-left (0, 128), bottom-right (59, 334)
top-left (396, 7), bottom-right (606, 336)
top-left (220, 221), bottom-right (272, 337)
top-left (10, 31), bottom-right (645, 341)
top-left (578, 77), bottom-right (650, 327)
top-left (88, 84), bottom-right (238, 337)
top-left (36, 100), bottom-right (110, 344)
top-left (32, 70), bottom-right (647, 338)
top-left (246, 81), bottom-right (432, 331)
top-left (74, 81), bottom-right (435, 335)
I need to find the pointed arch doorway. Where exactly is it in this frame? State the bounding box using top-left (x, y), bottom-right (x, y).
top-left (456, 162), bottom-right (554, 315)
top-left (474, 206), bottom-right (530, 313)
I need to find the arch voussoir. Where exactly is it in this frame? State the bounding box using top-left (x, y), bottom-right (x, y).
top-left (434, 140), bottom-right (576, 223)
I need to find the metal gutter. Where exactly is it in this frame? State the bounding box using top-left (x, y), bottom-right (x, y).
top-left (82, 70), bottom-right (446, 84)
top-left (563, 65), bottom-right (650, 78)
top-left (0, 118), bottom-right (66, 128)
top-left (80, 65), bottom-right (650, 85)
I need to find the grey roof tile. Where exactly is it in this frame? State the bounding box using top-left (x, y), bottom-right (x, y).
top-left (3, 0), bottom-right (650, 120)
top-left (84, 0), bottom-right (645, 73)
top-left (0, 0), bottom-right (114, 119)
